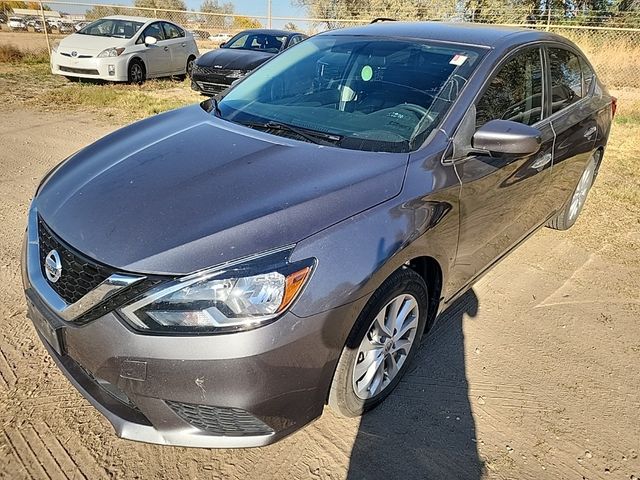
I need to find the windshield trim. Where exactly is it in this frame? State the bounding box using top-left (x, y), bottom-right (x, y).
top-left (323, 33), bottom-right (495, 50)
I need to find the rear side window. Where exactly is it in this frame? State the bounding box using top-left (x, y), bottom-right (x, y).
top-left (548, 47), bottom-right (583, 113)
top-left (163, 22), bottom-right (184, 39)
top-left (580, 58), bottom-right (594, 94)
top-left (476, 47), bottom-right (543, 128)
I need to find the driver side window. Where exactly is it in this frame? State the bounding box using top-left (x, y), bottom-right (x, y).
top-left (137, 22), bottom-right (164, 44)
top-left (476, 48), bottom-right (543, 128)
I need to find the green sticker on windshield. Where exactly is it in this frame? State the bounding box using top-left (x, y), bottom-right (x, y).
top-left (361, 65), bottom-right (373, 81)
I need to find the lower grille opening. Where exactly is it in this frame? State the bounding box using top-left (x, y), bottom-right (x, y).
top-left (166, 400), bottom-right (274, 436)
top-left (59, 66), bottom-right (100, 75)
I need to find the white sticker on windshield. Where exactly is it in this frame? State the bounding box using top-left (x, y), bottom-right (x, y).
top-left (450, 54), bottom-right (468, 66)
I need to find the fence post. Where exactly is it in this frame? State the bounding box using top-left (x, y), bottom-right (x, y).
top-left (267, 0), bottom-right (272, 28)
top-left (546, 5), bottom-right (551, 31)
top-left (40, 1), bottom-right (51, 56)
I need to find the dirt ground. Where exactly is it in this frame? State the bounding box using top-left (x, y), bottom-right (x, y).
top-left (0, 102), bottom-right (638, 480)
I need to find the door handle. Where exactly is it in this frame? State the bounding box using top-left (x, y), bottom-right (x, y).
top-left (584, 126), bottom-right (597, 139)
top-left (181, 43), bottom-right (186, 47)
top-left (163, 46), bottom-right (169, 51)
top-left (531, 153), bottom-right (552, 170)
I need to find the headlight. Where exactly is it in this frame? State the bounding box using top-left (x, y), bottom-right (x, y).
top-left (51, 41), bottom-right (60, 54)
top-left (225, 70), bottom-right (246, 79)
top-left (97, 47), bottom-right (125, 58)
top-left (119, 251), bottom-right (313, 334)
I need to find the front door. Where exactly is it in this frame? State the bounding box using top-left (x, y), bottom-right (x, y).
top-left (139, 22), bottom-right (170, 76)
top-left (451, 46), bottom-right (555, 287)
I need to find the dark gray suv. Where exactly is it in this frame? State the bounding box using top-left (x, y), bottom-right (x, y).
top-left (22, 21), bottom-right (614, 448)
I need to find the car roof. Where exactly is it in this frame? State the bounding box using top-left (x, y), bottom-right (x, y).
top-left (324, 21), bottom-right (567, 48)
top-left (102, 15), bottom-right (160, 24)
top-left (236, 28), bottom-right (302, 37)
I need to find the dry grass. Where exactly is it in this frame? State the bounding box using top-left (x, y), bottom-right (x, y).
top-left (0, 48), bottom-right (200, 121)
top-left (35, 80), bottom-right (200, 121)
top-left (559, 32), bottom-right (640, 89)
top-left (0, 44), bottom-right (50, 64)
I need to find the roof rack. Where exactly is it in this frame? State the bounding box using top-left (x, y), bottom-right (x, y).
top-left (370, 17), bottom-right (397, 24)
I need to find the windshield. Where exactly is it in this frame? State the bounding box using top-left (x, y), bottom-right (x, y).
top-left (78, 19), bottom-right (144, 39)
top-left (218, 35), bottom-right (484, 153)
top-left (223, 32), bottom-right (287, 53)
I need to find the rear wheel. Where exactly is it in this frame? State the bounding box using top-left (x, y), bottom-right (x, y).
top-left (175, 56), bottom-right (196, 81)
top-left (186, 55), bottom-right (196, 78)
top-left (547, 151), bottom-right (599, 230)
top-left (128, 60), bottom-right (145, 85)
top-left (329, 268), bottom-right (428, 417)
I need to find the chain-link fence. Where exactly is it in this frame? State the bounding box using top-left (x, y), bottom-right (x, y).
top-left (4, 1), bottom-right (640, 88)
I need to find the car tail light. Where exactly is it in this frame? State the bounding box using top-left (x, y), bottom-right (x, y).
top-left (611, 96), bottom-right (618, 117)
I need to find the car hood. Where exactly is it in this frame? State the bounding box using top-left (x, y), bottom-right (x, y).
top-left (35, 105), bottom-right (409, 275)
top-left (197, 48), bottom-right (274, 71)
top-left (58, 33), bottom-right (128, 54)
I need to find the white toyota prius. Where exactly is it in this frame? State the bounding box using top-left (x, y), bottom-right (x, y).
top-left (51, 16), bottom-right (199, 83)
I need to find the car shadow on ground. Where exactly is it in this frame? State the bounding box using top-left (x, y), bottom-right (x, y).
top-left (347, 289), bottom-right (483, 480)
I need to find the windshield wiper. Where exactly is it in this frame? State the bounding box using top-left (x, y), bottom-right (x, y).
top-left (242, 121), bottom-right (342, 146)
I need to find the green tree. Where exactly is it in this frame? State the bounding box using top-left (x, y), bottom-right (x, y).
top-left (134, 0), bottom-right (187, 23)
top-left (200, 0), bottom-right (233, 14)
top-left (232, 15), bottom-right (262, 29)
top-left (198, 0), bottom-right (233, 29)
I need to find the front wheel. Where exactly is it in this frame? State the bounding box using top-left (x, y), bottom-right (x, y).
top-left (329, 268), bottom-right (428, 417)
top-left (127, 60), bottom-right (145, 85)
top-left (547, 151), bottom-right (599, 230)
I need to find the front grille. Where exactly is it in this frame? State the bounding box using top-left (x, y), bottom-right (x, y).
top-left (60, 52), bottom-right (93, 58)
top-left (195, 81), bottom-right (228, 95)
top-left (38, 217), bottom-right (113, 304)
top-left (166, 401), bottom-right (274, 436)
top-left (193, 65), bottom-right (242, 77)
top-left (59, 66), bottom-right (99, 75)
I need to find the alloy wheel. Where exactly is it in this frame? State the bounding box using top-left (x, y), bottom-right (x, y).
top-left (568, 156), bottom-right (596, 221)
top-left (352, 294), bottom-right (420, 400)
top-left (130, 63), bottom-right (143, 83)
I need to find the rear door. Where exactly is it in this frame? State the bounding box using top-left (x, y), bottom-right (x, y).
top-left (452, 46), bottom-right (555, 284)
top-left (162, 22), bottom-right (187, 73)
top-left (545, 46), bottom-right (598, 210)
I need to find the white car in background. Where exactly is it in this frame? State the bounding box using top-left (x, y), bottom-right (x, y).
top-left (8, 17), bottom-right (27, 31)
top-left (51, 16), bottom-right (199, 83)
top-left (208, 32), bottom-right (233, 45)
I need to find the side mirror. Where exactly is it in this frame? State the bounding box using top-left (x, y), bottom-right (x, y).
top-left (219, 42), bottom-right (225, 47)
top-left (145, 36), bottom-right (157, 46)
top-left (472, 119), bottom-right (542, 155)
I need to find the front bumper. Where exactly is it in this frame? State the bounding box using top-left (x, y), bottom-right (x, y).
top-left (51, 51), bottom-right (129, 82)
top-left (21, 215), bottom-right (363, 448)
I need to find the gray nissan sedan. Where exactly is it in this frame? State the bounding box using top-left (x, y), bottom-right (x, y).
top-left (22, 21), bottom-right (614, 448)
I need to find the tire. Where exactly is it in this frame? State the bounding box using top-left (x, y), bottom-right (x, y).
top-left (329, 268), bottom-right (429, 417)
top-left (175, 56), bottom-right (196, 81)
top-left (546, 151), bottom-right (599, 231)
top-left (186, 55), bottom-right (196, 78)
top-left (127, 59), bottom-right (145, 85)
